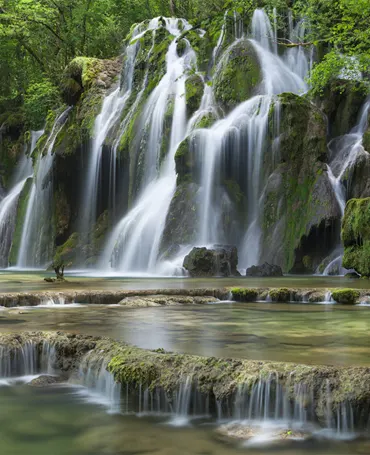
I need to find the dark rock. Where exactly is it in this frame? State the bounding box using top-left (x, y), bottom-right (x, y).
top-left (183, 245), bottom-right (239, 277)
top-left (27, 375), bottom-right (63, 387)
top-left (246, 262), bottom-right (283, 277)
top-left (345, 272), bottom-right (361, 279)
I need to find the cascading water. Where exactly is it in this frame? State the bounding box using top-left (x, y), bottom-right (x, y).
top-left (0, 341), bottom-right (56, 384)
top-left (79, 30), bottom-right (143, 244)
top-left (179, 9), bottom-right (310, 270)
top-left (16, 108), bottom-right (71, 268)
top-left (322, 99), bottom-right (370, 275)
top-left (101, 19), bottom-right (197, 274)
top-left (73, 351), bottom-right (121, 413)
top-left (0, 131), bottom-right (43, 267)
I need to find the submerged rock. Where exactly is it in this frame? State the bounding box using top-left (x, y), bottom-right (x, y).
top-left (217, 423), bottom-right (309, 444)
top-left (246, 262), bottom-right (283, 277)
top-left (183, 245), bottom-right (239, 277)
top-left (27, 375), bottom-right (63, 387)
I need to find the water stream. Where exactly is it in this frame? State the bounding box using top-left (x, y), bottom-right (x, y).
top-left (16, 108), bottom-right (72, 268)
top-left (0, 131), bottom-right (43, 267)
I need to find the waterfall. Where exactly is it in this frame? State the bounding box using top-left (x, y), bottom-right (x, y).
top-left (101, 19), bottom-right (197, 273)
top-left (0, 341), bottom-right (56, 384)
top-left (322, 100), bottom-right (370, 275)
top-left (73, 351), bottom-right (121, 413)
top-left (0, 131), bottom-right (43, 267)
top-left (16, 108), bottom-right (71, 268)
top-left (79, 31), bottom-right (142, 246)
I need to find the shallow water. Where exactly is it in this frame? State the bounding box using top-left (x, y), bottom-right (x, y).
top-left (1, 271), bottom-right (370, 293)
top-left (1, 302), bottom-right (370, 366)
top-left (0, 383), bottom-right (369, 455)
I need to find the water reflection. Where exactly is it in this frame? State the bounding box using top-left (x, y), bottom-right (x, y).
top-left (1, 302), bottom-right (370, 366)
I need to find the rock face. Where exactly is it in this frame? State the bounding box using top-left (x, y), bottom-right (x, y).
top-left (260, 93), bottom-right (341, 273)
top-left (246, 262), bottom-right (283, 277)
top-left (342, 197), bottom-right (370, 276)
top-left (213, 39), bottom-right (261, 112)
top-left (183, 245), bottom-right (239, 277)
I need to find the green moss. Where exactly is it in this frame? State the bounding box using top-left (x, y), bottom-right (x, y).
top-left (331, 288), bottom-right (360, 305)
top-left (175, 137), bottom-right (195, 183)
top-left (363, 128), bottom-right (370, 152)
top-left (185, 74), bottom-right (204, 117)
top-left (53, 233), bottom-right (79, 267)
top-left (342, 198), bottom-right (370, 276)
top-left (269, 288), bottom-right (291, 302)
top-left (231, 288), bottom-right (258, 302)
top-left (263, 93), bottom-right (328, 272)
top-left (193, 111), bottom-right (217, 129)
top-left (213, 40), bottom-right (261, 111)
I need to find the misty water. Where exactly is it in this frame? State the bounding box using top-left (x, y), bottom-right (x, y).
top-left (1, 383), bottom-right (369, 455)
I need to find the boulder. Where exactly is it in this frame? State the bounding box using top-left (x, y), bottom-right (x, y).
top-left (246, 262), bottom-right (283, 277)
top-left (27, 375), bottom-right (63, 387)
top-left (183, 245), bottom-right (239, 277)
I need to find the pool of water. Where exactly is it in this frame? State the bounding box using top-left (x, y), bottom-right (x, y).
top-left (1, 302), bottom-right (370, 366)
top-left (1, 271), bottom-right (370, 293)
top-left (1, 382), bottom-right (369, 455)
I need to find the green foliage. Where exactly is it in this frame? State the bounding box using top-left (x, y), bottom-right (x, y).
top-left (293, 0), bottom-right (370, 95)
top-left (24, 80), bottom-right (60, 129)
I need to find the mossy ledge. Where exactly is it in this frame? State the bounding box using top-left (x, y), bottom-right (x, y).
top-left (2, 331), bottom-right (370, 427)
top-left (0, 288), bottom-right (229, 308)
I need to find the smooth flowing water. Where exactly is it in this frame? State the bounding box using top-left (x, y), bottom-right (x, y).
top-left (0, 131), bottom-right (43, 267)
top-left (101, 19), bottom-right (197, 273)
top-left (16, 109), bottom-right (71, 268)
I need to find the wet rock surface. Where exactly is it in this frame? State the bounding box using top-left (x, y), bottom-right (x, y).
top-left (246, 262), bottom-right (283, 277)
top-left (183, 245), bottom-right (239, 277)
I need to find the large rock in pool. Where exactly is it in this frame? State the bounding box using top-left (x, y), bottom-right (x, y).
top-left (183, 245), bottom-right (239, 277)
top-left (246, 262), bottom-right (283, 277)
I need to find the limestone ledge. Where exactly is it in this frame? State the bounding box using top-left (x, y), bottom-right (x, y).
top-left (0, 331), bottom-right (370, 426)
top-left (0, 287), bottom-right (369, 307)
top-left (0, 288), bottom-right (229, 308)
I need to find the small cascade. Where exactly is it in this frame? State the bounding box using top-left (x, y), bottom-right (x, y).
top-left (230, 375), bottom-right (313, 425)
top-left (73, 352), bottom-right (121, 413)
top-left (16, 108), bottom-right (71, 268)
top-left (101, 19), bottom-right (197, 273)
top-left (0, 341), bottom-right (56, 381)
top-left (39, 296), bottom-right (66, 306)
top-left (0, 131), bottom-right (43, 267)
top-left (322, 99), bottom-right (370, 275)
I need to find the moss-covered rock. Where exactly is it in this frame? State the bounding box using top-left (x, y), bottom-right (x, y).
top-left (260, 93), bottom-right (340, 272)
top-left (331, 288), bottom-right (360, 305)
top-left (268, 288), bottom-right (291, 302)
top-left (342, 197), bottom-right (370, 276)
top-left (52, 210), bottom-right (110, 268)
top-left (183, 245), bottom-right (238, 277)
top-left (231, 288), bottom-right (258, 302)
top-left (160, 183), bottom-right (200, 254)
top-left (319, 80), bottom-right (368, 138)
top-left (213, 39), bottom-right (261, 112)
top-left (185, 74), bottom-right (204, 118)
